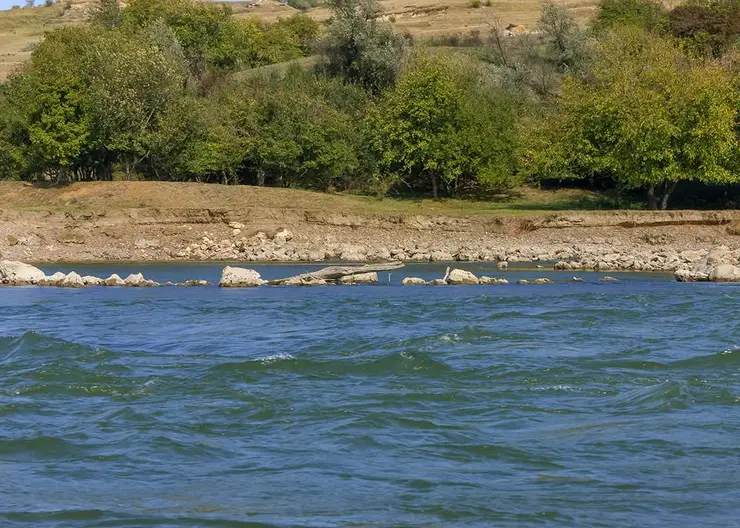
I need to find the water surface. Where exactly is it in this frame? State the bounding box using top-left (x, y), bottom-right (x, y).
top-left (1, 264), bottom-right (739, 527)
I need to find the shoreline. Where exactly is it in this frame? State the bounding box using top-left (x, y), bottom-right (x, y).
top-left (1, 182), bottom-right (739, 273)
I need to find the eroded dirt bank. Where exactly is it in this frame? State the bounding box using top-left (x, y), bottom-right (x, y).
top-left (1, 182), bottom-right (739, 271)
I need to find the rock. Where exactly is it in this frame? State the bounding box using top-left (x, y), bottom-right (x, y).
top-left (430, 250), bottom-right (454, 262)
top-left (41, 271), bottom-right (67, 286)
top-left (228, 222), bottom-right (245, 230)
top-left (161, 281), bottom-right (176, 287)
top-left (103, 274), bottom-right (126, 286)
top-left (402, 277), bottom-right (426, 286)
top-left (572, 277), bottom-right (584, 282)
top-left (0, 260), bottom-right (46, 285)
top-left (427, 278), bottom-right (447, 285)
top-left (274, 229), bottom-right (293, 244)
top-left (124, 273), bottom-right (159, 287)
top-left (6, 235), bottom-right (19, 246)
top-left (57, 230), bottom-right (85, 244)
top-left (366, 247), bottom-right (392, 261)
top-left (709, 264), bottom-right (740, 282)
top-left (675, 268), bottom-right (709, 282)
top-left (218, 266), bottom-right (265, 287)
top-left (446, 268), bottom-right (479, 285)
top-left (61, 271), bottom-right (85, 288)
top-left (555, 261), bottom-right (575, 270)
top-left (338, 272), bottom-right (378, 285)
top-left (704, 246), bottom-right (735, 267)
top-left (82, 275), bottom-right (102, 286)
top-left (479, 276), bottom-right (509, 285)
top-left (517, 279), bottom-right (529, 285)
top-left (177, 280), bottom-right (211, 287)
top-left (282, 276), bottom-right (329, 286)
top-left (134, 239), bottom-right (160, 250)
top-left (497, 261), bottom-right (508, 270)
top-left (727, 222), bottom-right (740, 236)
top-left (232, 229), bottom-right (241, 236)
top-left (339, 245), bottom-right (367, 261)
top-left (600, 276), bottom-right (619, 282)
top-left (532, 278), bottom-right (552, 284)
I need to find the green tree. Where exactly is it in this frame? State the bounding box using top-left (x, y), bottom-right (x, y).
top-left (318, 0), bottom-right (409, 93)
top-left (366, 55), bottom-right (519, 198)
top-left (593, 0), bottom-right (666, 31)
top-left (88, 0), bottom-right (123, 28)
top-left (522, 28), bottom-right (740, 209)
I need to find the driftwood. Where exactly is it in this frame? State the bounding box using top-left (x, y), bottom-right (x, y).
top-left (268, 262), bottom-right (405, 285)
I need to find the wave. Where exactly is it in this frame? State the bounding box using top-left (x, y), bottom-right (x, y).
top-left (604, 380), bottom-right (691, 413)
top-left (0, 331), bottom-right (117, 365)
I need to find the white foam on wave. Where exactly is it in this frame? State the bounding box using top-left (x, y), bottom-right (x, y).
top-left (258, 353), bottom-right (296, 364)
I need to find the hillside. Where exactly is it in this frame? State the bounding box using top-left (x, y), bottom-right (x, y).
top-left (0, 0), bottom-right (601, 81)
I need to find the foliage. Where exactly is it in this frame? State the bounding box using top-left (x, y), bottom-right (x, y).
top-left (593, 0), bottom-right (666, 31)
top-left (667, 0), bottom-right (740, 58)
top-left (366, 54), bottom-right (520, 198)
top-left (88, 0), bottom-right (123, 28)
top-left (318, 0), bottom-right (410, 93)
top-left (521, 27), bottom-right (740, 209)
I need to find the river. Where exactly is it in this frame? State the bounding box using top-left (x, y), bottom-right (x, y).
top-left (1, 263), bottom-right (738, 527)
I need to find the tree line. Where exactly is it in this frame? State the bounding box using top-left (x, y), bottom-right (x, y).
top-left (0, 0), bottom-right (739, 208)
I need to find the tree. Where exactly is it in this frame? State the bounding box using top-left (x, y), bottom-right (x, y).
top-left (318, 0), bottom-right (409, 93)
top-left (521, 28), bottom-right (740, 209)
top-left (88, 0), bottom-right (123, 28)
top-left (366, 54), bottom-right (519, 198)
top-left (593, 0), bottom-right (666, 32)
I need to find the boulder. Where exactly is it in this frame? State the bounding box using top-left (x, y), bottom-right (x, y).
top-left (600, 276), bottom-right (619, 282)
top-left (479, 276), bottom-right (509, 285)
top-left (709, 264), bottom-right (740, 282)
top-left (675, 268), bottom-right (709, 282)
top-left (572, 277), bottom-right (584, 283)
top-left (228, 222), bottom-right (245, 230)
top-left (103, 274), bottom-right (126, 286)
top-left (339, 245), bottom-right (368, 261)
top-left (273, 228), bottom-right (293, 244)
top-left (497, 261), bottom-right (509, 270)
top-left (40, 272), bottom-right (68, 287)
top-left (402, 277), bottom-right (426, 286)
top-left (61, 271), bottom-right (85, 288)
top-left (517, 279), bottom-right (529, 285)
top-left (82, 275), bottom-right (103, 286)
top-left (429, 250), bottom-right (454, 262)
top-left (218, 266), bottom-right (265, 287)
top-left (124, 273), bottom-right (159, 287)
top-left (427, 278), bottom-right (447, 286)
top-left (532, 278), bottom-right (553, 285)
top-left (446, 268), bottom-right (479, 285)
top-left (338, 272), bottom-right (378, 285)
top-left (0, 260), bottom-right (46, 285)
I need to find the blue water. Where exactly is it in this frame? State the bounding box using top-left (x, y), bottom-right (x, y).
top-left (1, 263), bottom-right (739, 527)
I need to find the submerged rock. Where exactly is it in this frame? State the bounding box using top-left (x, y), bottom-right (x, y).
top-left (177, 280), bottom-right (211, 287)
top-left (446, 269), bottom-right (479, 285)
top-left (219, 266), bottom-right (265, 287)
top-left (532, 278), bottom-right (553, 284)
top-left (479, 276), bottom-right (509, 285)
top-left (600, 276), bottom-right (619, 282)
top-left (0, 260), bottom-right (46, 285)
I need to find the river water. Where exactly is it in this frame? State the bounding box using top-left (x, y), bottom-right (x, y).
top-left (1, 263), bottom-right (739, 527)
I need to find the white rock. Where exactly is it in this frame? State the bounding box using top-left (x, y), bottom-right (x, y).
top-left (218, 266), bottom-right (265, 287)
top-left (103, 274), bottom-right (126, 286)
top-left (402, 277), bottom-right (426, 286)
top-left (274, 229), bottom-right (293, 243)
top-left (61, 271), bottom-right (85, 288)
top-left (41, 271), bottom-right (68, 286)
top-left (479, 276), bottom-right (509, 285)
top-left (709, 264), bottom-right (740, 282)
top-left (0, 260), bottom-right (46, 285)
top-left (228, 222), bottom-right (245, 230)
top-left (446, 269), bottom-right (479, 285)
top-left (338, 272), bottom-right (378, 285)
top-left (82, 275), bottom-right (103, 286)
top-left (124, 273), bottom-right (159, 287)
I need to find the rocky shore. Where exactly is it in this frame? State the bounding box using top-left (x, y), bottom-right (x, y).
top-left (1, 183), bottom-right (739, 273)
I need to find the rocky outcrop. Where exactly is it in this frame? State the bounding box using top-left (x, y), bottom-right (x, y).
top-left (0, 260), bottom-right (46, 285)
top-left (219, 267), bottom-right (265, 287)
top-left (103, 274), bottom-right (126, 286)
top-left (123, 273), bottom-right (159, 287)
top-left (402, 277), bottom-right (426, 285)
top-left (675, 245), bottom-right (740, 282)
top-left (446, 269), bottom-right (479, 285)
top-left (338, 272), bottom-right (378, 285)
top-left (479, 276), bottom-right (509, 285)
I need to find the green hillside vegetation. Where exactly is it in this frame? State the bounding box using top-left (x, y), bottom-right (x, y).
top-left (0, 0), bottom-right (739, 209)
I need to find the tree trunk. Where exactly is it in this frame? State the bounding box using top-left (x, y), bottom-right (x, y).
top-left (268, 262), bottom-right (405, 285)
top-left (659, 181), bottom-right (678, 210)
top-left (647, 185), bottom-right (658, 210)
top-left (431, 174), bottom-right (439, 199)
